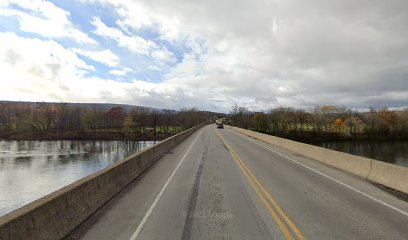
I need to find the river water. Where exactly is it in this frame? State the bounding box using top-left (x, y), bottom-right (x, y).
top-left (312, 140), bottom-right (408, 168)
top-left (0, 140), bottom-right (156, 217)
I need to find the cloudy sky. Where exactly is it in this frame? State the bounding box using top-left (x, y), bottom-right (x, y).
top-left (1, 0), bottom-right (407, 112)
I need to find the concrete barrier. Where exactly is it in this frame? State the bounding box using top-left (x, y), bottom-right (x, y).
top-left (0, 125), bottom-right (203, 240)
top-left (229, 126), bottom-right (408, 194)
top-left (367, 161), bottom-right (408, 194)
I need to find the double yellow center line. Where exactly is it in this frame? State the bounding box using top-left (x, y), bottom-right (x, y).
top-left (217, 132), bottom-right (305, 240)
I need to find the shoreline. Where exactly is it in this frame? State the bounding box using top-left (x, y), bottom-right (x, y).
top-left (0, 131), bottom-right (175, 141)
top-left (247, 130), bottom-right (408, 143)
top-left (2, 130), bottom-right (407, 142)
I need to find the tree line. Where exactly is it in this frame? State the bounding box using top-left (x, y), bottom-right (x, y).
top-left (228, 105), bottom-right (408, 141)
top-left (0, 102), bottom-right (214, 140)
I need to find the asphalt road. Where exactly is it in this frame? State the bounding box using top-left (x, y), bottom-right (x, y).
top-left (66, 125), bottom-right (408, 240)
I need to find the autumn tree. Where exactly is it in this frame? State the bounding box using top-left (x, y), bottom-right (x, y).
top-left (123, 113), bottom-right (136, 136)
top-left (395, 109), bottom-right (408, 136)
top-left (104, 107), bottom-right (124, 132)
top-left (81, 109), bottom-right (102, 132)
top-left (378, 107), bottom-right (397, 132)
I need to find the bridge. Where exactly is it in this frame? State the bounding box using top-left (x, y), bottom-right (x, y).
top-left (1, 125), bottom-right (408, 239)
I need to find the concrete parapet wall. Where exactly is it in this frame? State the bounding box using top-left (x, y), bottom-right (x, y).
top-left (229, 126), bottom-right (408, 194)
top-left (367, 161), bottom-right (408, 194)
top-left (0, 125), bottom-right (203, 240)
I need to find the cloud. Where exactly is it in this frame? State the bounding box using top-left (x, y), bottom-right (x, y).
top-left (90, 16), bottom-right (176, 63)
top-left (109, 67), bottom-right (132, 76)
top-left (101, 0), bottom-right (408, 111)
top-left (0, 31), bottom-right (95, 101)
top-left (0, 0), bottom-right (96, 44)
top-left (2, 0), bottom-right (408, 112)
top-left (0, 31), bottom-right (171, 108)
top-left (73, 48), bottom-right (120, 67)
top-left (151, 48), bottom-right (176, 63)
top-left (4, 49), bottom-right (21, 65)
top-left (91, 17), bottom-right (156, 55)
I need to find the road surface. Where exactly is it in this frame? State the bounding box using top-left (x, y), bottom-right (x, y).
top-left (67, 125), bottom-right (408, 240)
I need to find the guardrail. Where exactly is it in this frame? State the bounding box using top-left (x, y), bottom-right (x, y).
top-left (229, 126), bottom-right (408, 195)
top-left (0, 125), bottom-right (203, 240)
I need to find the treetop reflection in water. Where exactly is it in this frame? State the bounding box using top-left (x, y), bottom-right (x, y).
top-left (0, 140), bottom-right (156, 217)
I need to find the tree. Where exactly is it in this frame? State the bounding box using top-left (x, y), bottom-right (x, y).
top-left (123, 113), bottom-right (136, 135)
top-left (104, 107), bottom-right (124, 132)
top-left (162, 110), bottom-right (175, 134)
top-left (345, 116), bottom-right (365, 135)
top-left (378, 107), bottom-right (397, 131)
top-left (335, 118), bottom-right (344, 131)
top-left (294, 110), bottom-right (309, 131)
top-left (149, 110), bottom-right (160, 136)
top-left (35, 102), bottom-right (56, 131)
top-left (0, 102), bottom-right (12, 135)
top-left (56, 102), bottom-right (68, 135)
top-left (179, 107), bottom-right (200, 129)
top-left (137, 107), bottom-right (150, 133)
top-left (81, 109), bottom-right (101, 132)
top-left (66, 107), bottom-right (82, 133)
top-left (230, 104), bottom-right (240, 126)
top-left (395, 109), bottom-right (408, 136)
top-left (268, 107), bottom-right (294, 133)
top-left (254, 112), bottom-right (269, 133)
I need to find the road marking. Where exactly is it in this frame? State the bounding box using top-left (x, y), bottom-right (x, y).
top-left (218, 132), bottom-right (304, 240)
top-left (232, 145), bottom-right (305, 240)
top-left (229, 129), bottom-right (408, 218)
top-left (129, 129), bottom-right (203, 240)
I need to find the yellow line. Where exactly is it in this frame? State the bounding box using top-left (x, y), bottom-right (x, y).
top-left (219, 135), bottom-right (295, 240)
top-left (231, 146), bottom-right (305, 240)
top-left (218, 132), bottom-right (305, 240)
top-left (234, 150), bottom-right (306, 240)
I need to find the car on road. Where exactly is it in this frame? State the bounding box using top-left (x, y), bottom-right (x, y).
top-left (217, 123), bottom-right (224, 129)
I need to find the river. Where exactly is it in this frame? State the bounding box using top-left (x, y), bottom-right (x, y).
top-left (312, 140), bottom-right (408, 168)
top-left (0, 140), bottom-right (156, 217)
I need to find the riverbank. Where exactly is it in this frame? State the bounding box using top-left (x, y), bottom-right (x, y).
top-left (266, 131), bottom-right (408, 144)
top-left (0, 131), bottom-right (176, 141)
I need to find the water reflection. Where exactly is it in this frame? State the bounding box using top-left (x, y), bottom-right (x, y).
top-left (0, 140), bottom-right (156, 216)
top-left (313, 141), bottom-right (408, 168)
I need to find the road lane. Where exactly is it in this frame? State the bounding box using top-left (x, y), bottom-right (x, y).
top-left (219, 127), bottom-right (408, 239)
top-left (66, 128), bottom-right (206, 240)
top-left (129, 128), bottom-right (204, 240)
top-left (217, 132), bottom-right (304, 240)
top-left (67, 125), bottom-right (408, 240)
top-left (130, 125), bottom-right (279, 240)
top-left (68, 125), bottom-right (279, 240)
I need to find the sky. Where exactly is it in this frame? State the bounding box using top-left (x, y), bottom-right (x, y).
top-left (0, 0), bottom-right (407, 113)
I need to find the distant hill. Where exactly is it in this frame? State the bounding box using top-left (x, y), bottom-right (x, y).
top-left (0, 101), bottom-right (226, 117)
top-left (0, 101), bottom-right (175, 113)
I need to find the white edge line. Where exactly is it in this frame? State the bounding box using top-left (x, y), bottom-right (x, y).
top-left (228, 129), bottom-right (408, 218)
top-left (129, 129), bottom-right (203, 240)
